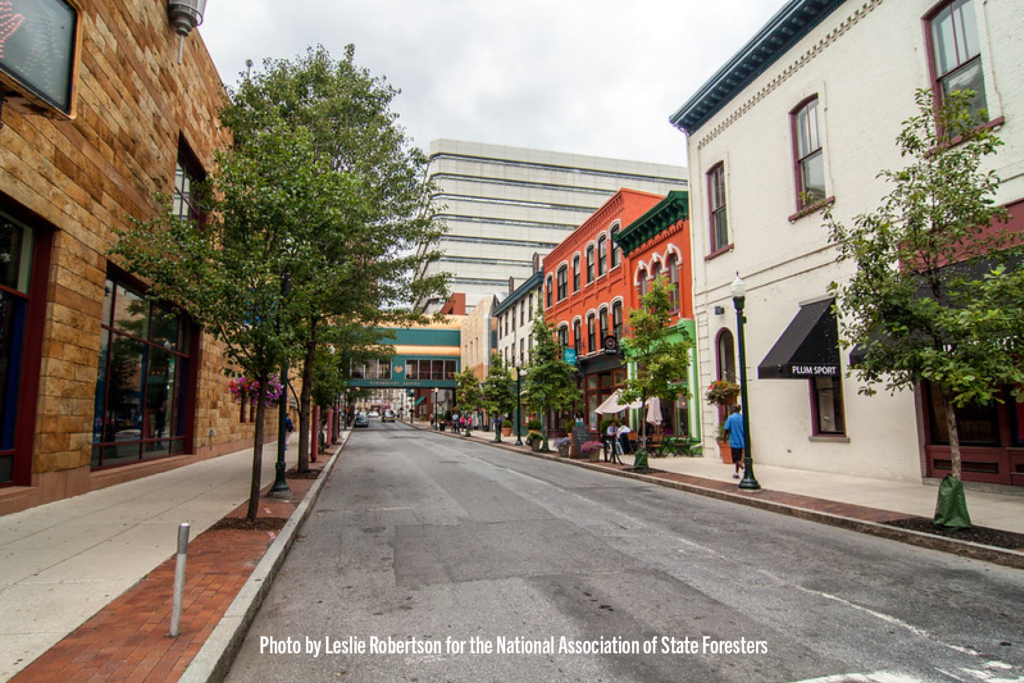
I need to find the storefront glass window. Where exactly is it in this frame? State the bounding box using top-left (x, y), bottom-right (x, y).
top-left (0, 212), bottom-right (34, 484)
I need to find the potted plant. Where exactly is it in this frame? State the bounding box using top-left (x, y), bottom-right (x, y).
top-left (501, 419), bottom-right (513, 438)
top-left (580, 440), bottom-right (604, 462)
top-left (715, 423), bottom-right (732, 464)
top-left (705, 380), bottom-right (740, 406)
top-left (553, 436), bottom-right (572, 457)
top-left (526, 430), bottom-right (544, 451)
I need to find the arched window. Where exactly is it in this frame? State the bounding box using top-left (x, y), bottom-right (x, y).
top-left (572, 255), bottom-right (581, 292)
top-left (586, 245), bottom-right (595, 283)
top-left (546, 276), bottom-right (553, 307)
top-left (666, 253), bottom-right (679, 313)
top-left (717, 329), bottom-right (736, 383)
top-left (610, 225), bottom-right (621, 268)
top-left (557, 325), bottom-right (568, 347)
top-left (638, 268), bottom-right (649, 297)
top-left (597, 235), bottom-right (607, 276)
top-left (587, 313), bottom-right (596, 353)
top-left (612, 301), bottom-right (623, 340)
top-left (556, 266), bottom-right (568, 301)
top-left (599, 308), bottom-right (608, 343)
top-left (573, 319), bottom-right (582, 354)
top-left (650, 260), bottom-right (661, 284)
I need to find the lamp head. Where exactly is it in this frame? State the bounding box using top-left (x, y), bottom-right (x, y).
top-left (730, 273), bottom-right (746, 299)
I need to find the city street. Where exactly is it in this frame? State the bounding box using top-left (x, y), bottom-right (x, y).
top-left (225, 422), bottom-right (1024, 682)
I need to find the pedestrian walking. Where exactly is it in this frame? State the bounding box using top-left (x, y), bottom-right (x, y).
top-left (724, 405), bottom-right (745, 478)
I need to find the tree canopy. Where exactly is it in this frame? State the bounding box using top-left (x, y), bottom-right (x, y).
top-left (824, 88), bottom-right (1024, 527)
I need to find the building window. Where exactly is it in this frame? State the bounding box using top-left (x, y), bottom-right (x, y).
top-left (557, 325), bottom-right (568, 347)
top-left (666, 253), bottom-right (680, 313)
top-left (812, 376), bottom-right (846, 435)
top-left (650, 261), bottom-right (661, 285)
top-left (610, 225), bottom-right (621, 268)
top-left (572, 255), bottom-right (581, 292)
top-left (173, 143), bottom-right (205, 227)
top-left (557, 266), bottom-right (568, 301)
top-left (926, 382), bottom-right (999, 446)
top-left (717, 329), bottom-right (736, 383)
top-left (520, 339), bottom-right (525, 365)
top-left (599, 308), bottom-right (608, 343)
top-left (597, 235), bottom-right (607, 276)
top-left (528, 293), bottom-right (533, 319)
top-left (612, 301), bottom-right (623, 340)
top-left (638, 267), bottom-right (648, 298)
top-left (587, 313), bottom-right (596, 353)
top-left (929, 0), bottom-right (987, 118)
top-left (586, 245), bottom-right (595, 283)
top-left (708, 163), bottom-right (729, 253)
top-left (546, 276), bottom-right (553, 307)
top-left (792, 97), bottom-right (825, 208)
top-left (520, 301), bottom-right (525, 326)
top-left (573, 319), bottom-right (582, 355)
top-left (0, 211), bottom-right (37, 485)
top-left (92, 276), bottom-right (195, 469)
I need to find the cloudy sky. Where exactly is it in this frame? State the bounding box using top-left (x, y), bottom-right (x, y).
top-left (198, 0), bottom-right (786, 167)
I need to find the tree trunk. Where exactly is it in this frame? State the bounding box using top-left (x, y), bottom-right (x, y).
top-left (941, 388), bottom-right (962, 479)
top-left (247, 370), bottom-right (269, 522)
top-left (297, 336), bottom-right (316, 473)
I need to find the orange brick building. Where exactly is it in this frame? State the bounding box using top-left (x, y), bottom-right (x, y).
top-left (0, 0), bottom-right (266, 513)
top-left (541, 189), bottom-right (665, 433)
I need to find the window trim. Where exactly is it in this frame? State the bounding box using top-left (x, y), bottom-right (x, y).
top-left (924, 0), bottom-right (988, 118)
top-left (572, 254), bottom-right (581, 292)
top-left (610, 224), bottom-right (622, 269)
top-left (790, 95), bottom-right (826, 211)
top-left (585, 245), bottom-right (595, 284)
top-left (556, 265), bottom-right (568, 301)
top-left (597, 235), bottom-right (607, 277)
top-left (707, 162), bottom-right (730, 254)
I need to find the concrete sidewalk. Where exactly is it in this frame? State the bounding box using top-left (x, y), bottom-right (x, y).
top-left (0, 444), bottom-right (284, 682)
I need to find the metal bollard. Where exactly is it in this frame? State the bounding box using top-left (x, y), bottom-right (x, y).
top-left (169, 522), bottom-right (190, 637)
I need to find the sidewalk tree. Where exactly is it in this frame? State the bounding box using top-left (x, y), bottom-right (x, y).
top-left (220, 45), bottom-right (447, 474)
top-left (619, 276), bottom-right (693, 471)
top-left (482, 353), bottom-right (516, 442)
top-left (824, 88), bottom-right (1024, 528)
top-left (523, 306), bottom-right (581, 451)
top-left (454, 368), bottom-right (482, 435)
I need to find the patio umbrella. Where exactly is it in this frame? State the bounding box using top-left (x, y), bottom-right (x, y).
top-left (646, 397), bottom-right (662, 425)
top-left (594, 390), bottom-right (641, 415)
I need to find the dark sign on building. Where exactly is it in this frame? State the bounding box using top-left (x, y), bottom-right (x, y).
top-left (0, 0), bottom-right (78, 116)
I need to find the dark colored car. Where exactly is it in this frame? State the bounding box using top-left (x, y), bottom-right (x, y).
top-left (354, 412), bottom-right (369, 428)
top-left (382, 410), bottom-right (396, 422)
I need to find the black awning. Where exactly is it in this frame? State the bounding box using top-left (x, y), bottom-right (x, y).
top-left (757, 298), bottom-right (840, 380)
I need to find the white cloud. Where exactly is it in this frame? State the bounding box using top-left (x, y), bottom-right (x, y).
top-left (198, 0), bottom-right (785, 166)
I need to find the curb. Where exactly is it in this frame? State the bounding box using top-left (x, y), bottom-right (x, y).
top-left (180, 432), bottom-right (350, 683)
top-left (422, 424), bottom-right (1024, 571)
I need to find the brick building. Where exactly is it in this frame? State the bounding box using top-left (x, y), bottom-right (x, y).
top-left (0, 0), bottom-right (264, 513)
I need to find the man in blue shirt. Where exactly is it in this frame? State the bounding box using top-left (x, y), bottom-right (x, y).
top-left (723, 406), bottom-right (745, 479)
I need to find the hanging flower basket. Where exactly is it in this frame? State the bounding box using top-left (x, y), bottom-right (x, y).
top-left (228, 374), bottom-right (284, 406)
top-left (705, 380), bottom-right (740, 406)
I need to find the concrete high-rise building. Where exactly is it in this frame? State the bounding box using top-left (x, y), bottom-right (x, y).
top-left (418, 139), bottom-right (687, 312)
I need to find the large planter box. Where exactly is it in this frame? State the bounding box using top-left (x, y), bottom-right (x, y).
top-left (502, 427), bottom-right (512, 437)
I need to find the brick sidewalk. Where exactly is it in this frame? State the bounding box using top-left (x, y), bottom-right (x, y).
top-left (10, 474), bottom-right (319, 683)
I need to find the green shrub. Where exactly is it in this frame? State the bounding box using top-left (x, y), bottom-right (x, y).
top-left (526, 418), bottom-right (543, 431)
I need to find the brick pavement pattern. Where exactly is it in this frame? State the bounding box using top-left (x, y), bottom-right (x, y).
top-left (10, 477), bottom-right (315, 683)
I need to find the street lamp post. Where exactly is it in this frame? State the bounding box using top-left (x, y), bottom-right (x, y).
top-left (432, 388), bottom-right (439, 430)
top-left (731, 274), bottom-right (760, 491)
top-left (514, 367), bottom-right (524, 446)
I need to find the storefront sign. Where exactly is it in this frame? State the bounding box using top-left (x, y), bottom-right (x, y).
top-left (563, 347), bottom-right (577, 365)
top-left (788, 365), bottom-right (839, 377)
top-left (602, 335), bottom-right (618, 356)
top-left (0, 0), bottom-right (78, 116)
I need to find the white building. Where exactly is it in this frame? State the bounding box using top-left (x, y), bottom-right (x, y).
top-left (671, 0), bottom-right (1024, 487)
top-left (493, 268), bottom-right (545, 369)
top-left (418, 139), bottom-right (686, 313)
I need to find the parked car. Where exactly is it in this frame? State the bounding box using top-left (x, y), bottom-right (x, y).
top-left (382, 410), bottom-right (396, 422)
top-left (354, 412), bottom-right (369, 428)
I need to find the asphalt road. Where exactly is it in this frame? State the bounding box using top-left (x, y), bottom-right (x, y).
top-left (225, 421), bottom-right (1024, 683)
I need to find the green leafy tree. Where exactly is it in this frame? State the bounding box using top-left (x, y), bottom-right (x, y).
top-left (619, 276), bottom-right (693, 471)
top-left (111, 123), bottom-right (306, 521)
top-left (482, 353), bottom-right (516, 442)
top-left (454, 368), bottom-right (482, 435)
top-left (524, 306), bottom-right (581, 451)
top-left (221, 45), bottom-right (447, 473)
top-left (824, 88), bottom-right (1024, 528)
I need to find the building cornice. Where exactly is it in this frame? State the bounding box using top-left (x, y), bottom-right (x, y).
top-left (669, 0), bottom-right (847, 134)
top-left (492, 270), bottom-right (544, 316)
top-left (615, 191), bottom-right (689, 256)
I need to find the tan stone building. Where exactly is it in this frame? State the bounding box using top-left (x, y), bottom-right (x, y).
top-left (0, 0), bottom-right (267, 514)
